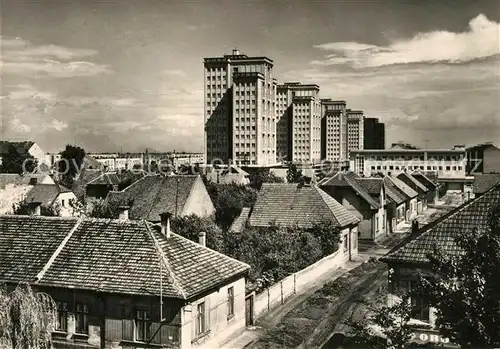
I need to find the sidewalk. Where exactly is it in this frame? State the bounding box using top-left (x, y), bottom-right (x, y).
top-left (220, 252), bottom-right (378, 349)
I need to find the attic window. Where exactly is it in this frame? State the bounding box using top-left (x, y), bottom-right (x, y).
top-left (29, 178), bottom-right (38, 185)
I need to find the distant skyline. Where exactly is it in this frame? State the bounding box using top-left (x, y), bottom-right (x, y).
top-left (1, 0), bottom-right (499, 153)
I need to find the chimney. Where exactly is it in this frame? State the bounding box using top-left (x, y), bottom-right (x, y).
top-left (411, 220), bottom-right (419, 235)
top-left (118, 205), bottom-right (129, 220)
top-left (160, 212), bottom-right (172, 238)
top-left (198, 231), bottom-right (206, 247)
top-left (28, 201), bottom-right (42, 216)
top-left (232, 48), bottom-right (240, 55)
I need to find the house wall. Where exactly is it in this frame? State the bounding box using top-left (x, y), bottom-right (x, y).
top-left (408, 197), bottom-right (418, 220)
top-left (180, 277), bottom-right (247, 349)
top-left (56, 192), bottom-right (78, 217)
top-left (322, 187), bottom-right (375, 241)
top-left (29, 143), bottom-right (47, 166)
top-left (0, 185), bottom-right (33, 214)
top-left (182, 177), bottom-right (216, 218)
top-left (483, 146), bottom-right (500, 174)
top-left (26, 286), bottom-right (183, 349)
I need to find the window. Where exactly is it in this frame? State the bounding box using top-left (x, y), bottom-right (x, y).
top-left (227, 287), bottom-right (234, 318)
top-left (398, 280), bottom-right (430, 321)
top-left (196, 302), bottom-right (206, 336)
top-left (75, 303), bottom-right (89, 334)
top-left (135, 310), bottom-right (151, 342)
top-left (343, 234), bottom-right (349, 252)
top-left (56, 302), bottom-right (68, 331)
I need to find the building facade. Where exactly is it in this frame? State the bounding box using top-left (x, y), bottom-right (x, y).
top-left (466, 142), bottom-right (500, 174)
top-left (321, 99), bottom-right (347, 163)
top-left (364, 118), bottom-right (385, 150)
top-left (346, 109), bottom-right (364, 156)
top-left (204, 49), bottom-right (277, 166)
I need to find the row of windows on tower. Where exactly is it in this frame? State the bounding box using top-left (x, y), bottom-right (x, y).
top-left (207, 84), bottom-right (227, 90)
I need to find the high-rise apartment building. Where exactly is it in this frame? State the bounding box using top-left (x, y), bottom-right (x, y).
top-left (347, 109), bottom-right (364, 156)
top-left (204, 49), bottom-right (277, 166)
top-left (364, 118), bottom-right (385, 149)
top-left (321, 99), bottom-right (347, 163)
top-left (276, 83), bottom-right (321, 164)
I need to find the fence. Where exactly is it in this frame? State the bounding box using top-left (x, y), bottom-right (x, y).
top-left (253, 248), bottom-right (345, 319)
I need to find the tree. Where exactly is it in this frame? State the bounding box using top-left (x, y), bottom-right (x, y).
top-left (247, 168), bottom-right (284, 190)
top-left (0, 283), bottom-right (57, 349)
top-left (348, 294), bottom-right (416, 349)
top-left (0, 145), bottom-right (37, 174)
top-left (286, 163), bottom-right (303, 183)
top-left (419, 206), bottom-right (500, 348)
top-left (57, 144), bottom-right (86, 187)
top-left (12, 201), bottom-right (60, 217)
top-left (170, 214), bottom-right (226, 252)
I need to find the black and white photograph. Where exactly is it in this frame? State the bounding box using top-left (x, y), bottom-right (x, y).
top-left (0, 0), bottom-right (499, 348)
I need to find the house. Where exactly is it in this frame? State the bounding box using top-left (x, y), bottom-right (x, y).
top-left (386, 175), bottom-right (419, 221)
top-left (106, 175), bottom-right (215, 221)
top-left (466, 142), bottom-right (500, 174)
top-left (411, 170), bottom-right (439, 205)
top-left (24, 183), bottom-right (78, 217)
top-left (396, 172), bottom-right (429, 213)
top-left (381, 176), bottom-right (408, 232)
top-left (0, 140), bottom-right (46, 169)
top-left (379, 182), bottom-right (500, 347)
top-left (247, 181), bottom-right (361, 260)
top-left (319, 171), bottom-right (387, 243)
top-left (472, 173), bottom-right (500, 196)
top-left (0, 213), bottom-right (250, 349)
top-left (207, 165), bottom-right (250, 185)
top-left (0, 173), bottom-right (55, 214)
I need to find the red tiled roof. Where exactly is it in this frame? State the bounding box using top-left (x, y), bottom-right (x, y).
top-left (381, 182), bottom-right (500, 265)
top-left (106, 175), bottom-right (205, 221)
top-left (248, 183), bottom-right (359, 228)
top-left (0, 215), bottom-right (250, 299)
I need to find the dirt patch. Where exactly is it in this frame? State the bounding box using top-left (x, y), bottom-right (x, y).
top-left (249, 260), bottom-right (382, 349)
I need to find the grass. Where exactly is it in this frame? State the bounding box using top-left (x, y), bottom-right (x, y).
top-left (251, 260), bottom-right (381, 349)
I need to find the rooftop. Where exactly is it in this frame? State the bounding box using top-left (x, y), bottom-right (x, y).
top-left (318, 171), bottom-right (380, 210)
top-left (25, 183), bottom-right (72, 206)
top-left (396, 172), bottom-right (428, 194)
top-left (473, 173), bottom-right (500, 194)
top-left (106, 175), bottom-right (207, 221)
top-left (0, 215), bottom-right (250, 299)
top-left (248, 183), bottom-right (360, 229)
top-left (381, 182), bottom-right (500, 265)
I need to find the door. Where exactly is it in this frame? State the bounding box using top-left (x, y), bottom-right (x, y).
top-left (245, 294), bottom-right (254, 326)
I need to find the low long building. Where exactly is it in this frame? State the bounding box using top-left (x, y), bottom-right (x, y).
top-left (349, 146), bottom-right (471, 192)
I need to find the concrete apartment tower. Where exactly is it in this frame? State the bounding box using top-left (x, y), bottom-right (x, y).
top-left (321, 99), bottom-right (348, 164)
top-left (276, 82), bottom-right (321, 164)
top-left (347, 109), bottom-right (365, 156)
top-left (203, 49), bottom-right (277, 166)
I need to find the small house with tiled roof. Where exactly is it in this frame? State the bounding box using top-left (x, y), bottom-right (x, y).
top-left (83, 170), bottom-right (148, 201)
top-left (387, 175), bottom-right (419, 221)
top-left (0, 213), bottom-right (250, 349)
top-left (24, 183), bottom-right (77, 216)
top-left (106, 175), bottom-right (215, 221)
top-left (0, 174), bottom-right (57, 214)
top-left (396, 171), bottom-right (430, 213)
top-left (411, 170), bottom-right (439, 205)
top-left (379, 182), bottom-right (500, 343)
top-left (248, 181), bottom-right (361, 260)
top-left (319, 171), bottom-right (387, 242)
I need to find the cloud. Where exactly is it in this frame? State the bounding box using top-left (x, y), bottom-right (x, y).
top-left (313, 14), bottom-right (500, 68)
top-left (0, 36), bottom-right (111, 78)
top-left (162, 69), bottom-right (188, 78)
top-left (49, 119), bottom-right (68, 131)
top-left (9, 117), bottom-right (32, 133)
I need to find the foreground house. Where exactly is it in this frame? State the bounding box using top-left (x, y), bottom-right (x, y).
top-left (0, 213), bottom-right (250, 349)
top-left (319, 171), bottom-right (386, 242)
top-left (106, 175), bottom-right (215, 221)
top-left (24, 183), bottom-right (77, 216)
top-left (0, 174), bottom-right (55, 214)
top-left (380, 182), bottom-right (500, 347)
top-left (248, 181), bottom-right (361, 260)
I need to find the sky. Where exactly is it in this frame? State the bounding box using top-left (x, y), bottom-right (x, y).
top-left (1, 0), bottom-right (499, 153)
